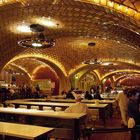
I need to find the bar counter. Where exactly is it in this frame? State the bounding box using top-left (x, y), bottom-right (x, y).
top-left (0, 107), bottom-right (86, 140)
top-left (0, 121), bottom-right (54, 140)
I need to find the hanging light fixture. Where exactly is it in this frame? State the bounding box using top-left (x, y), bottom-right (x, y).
top-left (18, 24), bottom-right (55, 49)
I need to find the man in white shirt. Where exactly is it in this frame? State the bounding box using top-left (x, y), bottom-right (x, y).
top-left (65, 94), bottom-right (88, 114)
top-left (64, 94), bottom-right (89, 139)
top-left (116, 89), bottom-right (128, 126)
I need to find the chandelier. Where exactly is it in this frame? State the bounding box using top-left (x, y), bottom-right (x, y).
top-left (18, 24), bottom-right (55, 49)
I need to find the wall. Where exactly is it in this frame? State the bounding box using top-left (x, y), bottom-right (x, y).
top-left (120, 77), bottom-right (140, 86)
top-left (15, 74), bottom-right (30, 86)
top-left (32, 67), bottom-right (59, 95)
top-left (0, 70), bottom-right (30, 86)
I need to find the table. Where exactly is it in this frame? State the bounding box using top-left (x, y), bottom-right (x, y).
top-left (47, 98), bottom-right (115, 104)
top-left (28, 98), bottom-right (116, 117)
top-left (0, 121), bottom-right (54, 140)
top-left (6, 99), bottom-right (108, 126)
top-left (0, 107), bottom-right (86, 140)
top-left (33, 98), bottom-right (116, 119)
top-left (6, 99), bottom-right (108, 110)
top-left (101, 94), bottom-right (117, 100)
top-left (51, 95), bottom-right (65, 99)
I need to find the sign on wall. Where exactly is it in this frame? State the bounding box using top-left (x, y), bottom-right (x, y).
top-left (32, 79), bottom-right (51, 91)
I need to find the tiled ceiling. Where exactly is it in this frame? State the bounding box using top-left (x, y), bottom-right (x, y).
top-left (111, 0), bottom-right (140, 12)
top-left (0, 0), bottom-right (140, 77)
top-left (95, 61), bottom-right (140, 79)
top-left (11, 58), bottom-right (44, 75)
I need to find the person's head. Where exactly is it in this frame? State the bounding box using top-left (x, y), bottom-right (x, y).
top-left (128, 88), bottom-right (138, 100)
top-left (90, 88), bottom-right (94, 93)
top-left (75, 94), bottom-right (82, 102)
top-left (123, 88), bottom-right (129, 95)
top-left (96, 86), bottom-right (99, 90)
top-left (62, 90), bottom-right (67, 94)
top-left (96, 91), bottom-right (100, 94)
top-left (71, 87), bottom-right (74, 91)
top-left (85, 91), bottom-right (89, 94)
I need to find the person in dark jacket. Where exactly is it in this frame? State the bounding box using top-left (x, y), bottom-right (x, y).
top-left (90, 88), bottom-right (95, 98)
top-left (84, 91), bottom-right (93, 100)
top-left (94, 91), bottom-right (103, 100)
top-left (127, 89), bottom-right (140, 140)
top-left (136, 86), bottom-right (140, 105)
top-left (128, 89), bottom-right (140, 124)
top-left (66, 89), bottom-right (75, 99)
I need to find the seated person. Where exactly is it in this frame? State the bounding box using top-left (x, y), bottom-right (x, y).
top-left (84, 91), bottom-right (93, 100)
top-left (94, 91), bottom-right (103, 100)
top-left (65, 94), bottom-right (88, 113)
top-left (66, 90), bottom-right (75, 99)
top-left (90, 88), bottom-right (95, 98)
top-left (61, 90), bottom-right (67, 98)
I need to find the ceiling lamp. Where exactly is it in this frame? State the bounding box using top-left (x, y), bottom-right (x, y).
top-left (18, 24), bottom-right (55, 49)
top-left (88, 42), bottom-right (96, 47)
top-left (17, 24), bottom-right (31, 33)
top-left (83, 58), bottom-right (102, 65)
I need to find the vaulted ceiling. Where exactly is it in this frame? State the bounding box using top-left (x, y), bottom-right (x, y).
top-left (0, 0), bottom-right (140, 79)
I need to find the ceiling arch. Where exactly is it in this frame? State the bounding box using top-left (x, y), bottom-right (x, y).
top-left (79, 0), bottom-right (140, 18)
top-left (114, 73), bottom-right (140, 82)
top-left (4, 54), bottom-right (67, 76)
top-left (4, 63), bottom-right (31, 78)
top-left (0, 0), bottom-right (140, 80)
top-left (101, 69), bottom-right (140, 81)
top-left (110, 0), bottom-right (140, 12)
top-left (69, 61), bottom-right (140, 79)
top-left (119, 76), bottom-right (140, 86)
top-left (10, 63), bottom-right (32, 78)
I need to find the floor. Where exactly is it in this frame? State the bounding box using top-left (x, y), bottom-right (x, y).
top-left (50, 110), bottom-right (133, 140)
top-left (90, 110), bottom-right (131, 140)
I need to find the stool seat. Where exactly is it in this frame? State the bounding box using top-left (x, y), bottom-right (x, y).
top-left (55, 107), bottom-right (62, 111)
top-left (43, 106), bottom-right (52, 110)
top-left (31, 106), bottom-right (39, 110)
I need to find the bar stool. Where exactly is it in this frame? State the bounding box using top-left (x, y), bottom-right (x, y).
top-left (43, 106), bottom-right (53, 110)
top-left (31, 106), bottom-right (39, 110)
top-left (19, 105), bottom-right (27, 109)
top-left (55, 107), bottom-right (62, 112)
top-left (8, 104), bottom-right (15, 108)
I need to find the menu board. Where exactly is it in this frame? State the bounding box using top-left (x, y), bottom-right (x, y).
top-left (32, 79), bottom-right (51, 91)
